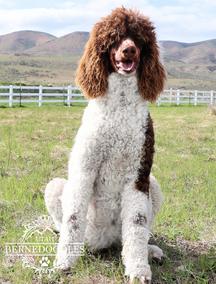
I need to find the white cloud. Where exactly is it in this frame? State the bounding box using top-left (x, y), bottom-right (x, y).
top-left (0, 0), bottom-right (15, 8)
top-left (0, 0), bottom-right (215, 42)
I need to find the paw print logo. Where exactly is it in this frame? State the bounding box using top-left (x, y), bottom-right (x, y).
top-left (39, 256), bottom-right (50, 267)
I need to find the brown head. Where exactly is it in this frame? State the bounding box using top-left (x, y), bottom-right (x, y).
top-left (75, 7), bottom-right (166, 101)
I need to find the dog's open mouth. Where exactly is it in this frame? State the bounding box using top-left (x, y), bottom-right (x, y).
top-left (116, 60), bottom-right (136, 73)
top-left (115, 59), bottom-right (137, 74)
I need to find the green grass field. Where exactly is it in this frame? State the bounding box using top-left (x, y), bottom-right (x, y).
top-left (0, 105), bottom-right (215, 283)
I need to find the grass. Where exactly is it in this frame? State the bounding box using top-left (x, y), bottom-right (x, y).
top-left (0, 54), bottom-right (79, 85)
top-left (0, 105), bottom-right (215, 283)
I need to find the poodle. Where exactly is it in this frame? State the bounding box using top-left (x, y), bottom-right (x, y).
top-left (45, 7), bottom-right (166, 283)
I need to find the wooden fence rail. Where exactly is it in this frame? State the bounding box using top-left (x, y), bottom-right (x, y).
top-left (0, 85), bottom-right (215, 107)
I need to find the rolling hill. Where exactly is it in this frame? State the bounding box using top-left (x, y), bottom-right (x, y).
top-left (161, 39), bottom-right (216, 64)
top-left (27, 31), bottom-right (89, 55)
top-left (0, 30), bottom-right (215, 89)
top-left (0, 30), bottom-right (56, 53)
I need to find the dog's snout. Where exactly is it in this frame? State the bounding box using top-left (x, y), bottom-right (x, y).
top-left (122, 46), bottom-right (136, 58)
top-left (110, 37), bottom-right (140, 74)
top-left (118, 39), bottom-right (139, 60)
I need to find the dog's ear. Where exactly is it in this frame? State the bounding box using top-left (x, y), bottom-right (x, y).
top-left (76, 7), bottom-right (128, 99)
top-left (75, 24), bottom-right (109, 99)
top-left (136, 16), bottom-right (166, 102)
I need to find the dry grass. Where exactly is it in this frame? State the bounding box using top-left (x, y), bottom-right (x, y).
top-left (0, 105), bottom-right (215, 283)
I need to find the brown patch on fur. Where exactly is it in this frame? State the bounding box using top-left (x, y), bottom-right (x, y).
top-left (69, 214), bottom-right (77, 221)
top-left (133, 213), bottom-right (147, 225)
top-left (72, 224), bottom-right (79, 231)
top-left (75, 7), bottom-right (166, 100)
top-left (135, 114), bottom-right (155, 195)
top-left (68, 214), bottom-right (79, 231)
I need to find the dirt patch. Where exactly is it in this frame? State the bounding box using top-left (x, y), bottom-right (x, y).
top-left (151, 235), bottom-right (216, 256)
top-left (175, 237), bottom-right (215, 256)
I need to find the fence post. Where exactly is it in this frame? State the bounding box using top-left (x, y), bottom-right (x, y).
top-left (176, 89), bottom-right (180, 105)
top-left (9, 85), bottom-right (13, 107)
top-left (169, 88), bottom-right (172, 104)
top-left (39, 85), bottom-right (43, 107)
top-left (210, 90), bottom-right (214, 105)
top-left (67, 85), bottom-right (72, 107)
top-left (157, 97), bottom-right (161, 106)
top-left (194, 90), bottom-right (198, 106)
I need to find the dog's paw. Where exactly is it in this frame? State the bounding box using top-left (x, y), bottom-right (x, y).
top-left (54, 257), bottom-right (71, 271)
top-left (148, 244), bottom-right (165, 265)
top-left (129, 275), bottom-right (151, 284)
top-left (54, 253), bottom-right (77, 272)
top-left (129, 266), bottom-right (152, 284)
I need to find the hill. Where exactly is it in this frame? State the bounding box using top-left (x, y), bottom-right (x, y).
top-left (160, 39), bottom-right (216, 89)
top-left (1, 30), bottom-right (216, 63)
top-left (0, 30), bottom-right (56, 53)
top-left (162, 39), bottom-right (216, 64)
top-left (27, 32), bottom-right (89, 55)
top-left (0, 30), bottom-right (215, 89)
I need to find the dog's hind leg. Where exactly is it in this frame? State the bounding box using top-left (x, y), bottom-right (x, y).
top-left (148, 176), bottom-right (164, 263)
top-left (149, 175), bottom-right (163, 218)
top-left (44, 178), bottom-right (67, 232)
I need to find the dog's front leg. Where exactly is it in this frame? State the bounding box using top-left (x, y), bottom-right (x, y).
top-left (54, 174), bottom-right (94, 270)
top-left (121, 180), bottom-right (153, 283)
top-left (55, 131), bottom-right (102, 270)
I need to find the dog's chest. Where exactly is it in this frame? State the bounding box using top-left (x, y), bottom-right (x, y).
top-left (98, 109), bottom-right (147, 189)
top-left (88, 73), bottom-right (149, 191)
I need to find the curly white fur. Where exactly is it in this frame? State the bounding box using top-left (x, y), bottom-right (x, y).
top-left (45, 73), bottom-right (163, 282)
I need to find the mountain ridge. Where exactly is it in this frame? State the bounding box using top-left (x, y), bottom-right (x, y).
top-left (0, 30), bottom-right (56, 53)
top-left (26, 31), bottom-right (89, 55)
top-left (0, 30), bottom-right (215, 65)
top-left (0, 30), bottom-right (215, 89)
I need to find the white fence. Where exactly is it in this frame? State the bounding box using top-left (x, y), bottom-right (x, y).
top-left (158, 89), bottom-right (216, 106)
top-left (0, 85), bottom-right (215, 107)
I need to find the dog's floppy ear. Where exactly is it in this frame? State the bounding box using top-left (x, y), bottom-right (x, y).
top-left (76, 7), bottom-right (128, 99)
top-left (75, 23), bottom-right (109, 99)
top-left (136, 16), bottom-right (166, 102)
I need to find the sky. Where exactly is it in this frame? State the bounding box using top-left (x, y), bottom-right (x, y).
top-left (0, 0), bottom-right (216, 42)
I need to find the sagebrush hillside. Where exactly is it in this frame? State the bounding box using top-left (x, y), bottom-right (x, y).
top-left (0, 30), bottom-right (56, 53)
top-left (161, 39), bottom-right (216, 89)
top-left (162, 39), bottom-right (216, 64)
top-left (0, 30), bottom-right (215, 89)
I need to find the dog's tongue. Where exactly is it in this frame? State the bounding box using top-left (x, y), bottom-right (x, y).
top-left (121, 61), bottom-right (134, 71)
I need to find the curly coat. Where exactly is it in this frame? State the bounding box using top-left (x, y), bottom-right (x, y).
top-left (76, 7), bottom-right (166, 101)
top-left (45, 7), bottom-right (165, 282)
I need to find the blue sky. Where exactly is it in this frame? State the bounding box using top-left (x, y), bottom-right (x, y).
top-left (0, 0), bottom-right (216, 42)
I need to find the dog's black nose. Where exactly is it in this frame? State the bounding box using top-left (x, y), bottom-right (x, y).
top-left (122, 46), bottom-right (136, 58)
